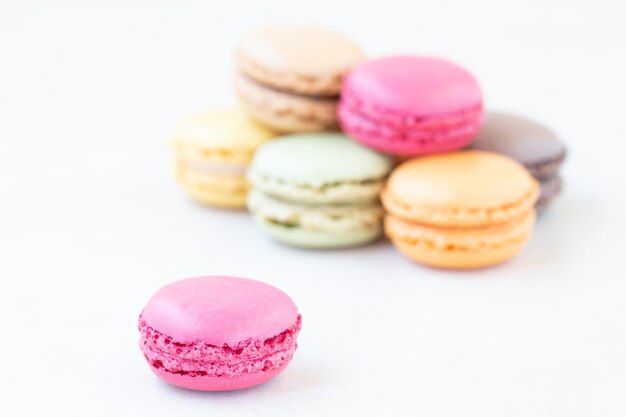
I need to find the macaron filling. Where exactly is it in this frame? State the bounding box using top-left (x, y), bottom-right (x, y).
top-left (339, 107), bottom-right (482, 154)
top-left (173, 145), bottom-right (256, 166)
top-left (339, 98), bottom-right (482, 155)
top-left (340, 87), bottom-right (482, 129)
top-left (249, 189), bottom-right (384, 233)
top-left (180, 158), bottom-right (248, 176)
top-left (382, 187), bottom-right (539, 228)
top-left (235, 73), bottom-right (337, 124)
top-left (248, 172), bottom-right (386, 205)
top-left (138, 315), bottom-right (301, 378)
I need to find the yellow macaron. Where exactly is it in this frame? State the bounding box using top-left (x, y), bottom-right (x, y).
top-left (382, 151), bottom-right (539, 269)
top-left (171, 109), bottom-right (276, 208)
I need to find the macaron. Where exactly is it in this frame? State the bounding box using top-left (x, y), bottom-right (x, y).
top-left (469, 112), bottom-right (566, 210)
top-left (382, 151), bottom-right (539, 269)
top-left (247, 133), bottom-right (393, 249)
top-left (171, 109), bottom-right (276, 208)
top-left (235, 25), bottom-right (364, 132)
top-left (339, 55), bottom-right (484, 156)
top-left (138, 276), bottom-right (302, 391)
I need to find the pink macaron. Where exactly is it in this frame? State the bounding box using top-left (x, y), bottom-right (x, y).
top-left (138, 276), bottom-right (302, 391)
top-left (338, 55), bottom-right (484, 156)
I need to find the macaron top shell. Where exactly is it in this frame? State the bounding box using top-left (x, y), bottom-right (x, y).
top-left (382, 151), bottom-right (539, 227)
top-left (171, 109), bottom-right (275, 152)
top-left (141, 276), bottom-right (299, 346)
top-left (342, 55), bottom-right (482, 117)
top-left (237, 25), bottom-right (364, 95)
top-left (469, 112), bottom-right (566, 176)
top-left (249, 133), bottom-right (392, 186)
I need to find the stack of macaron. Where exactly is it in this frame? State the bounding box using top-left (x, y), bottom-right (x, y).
top-left (169, 23), bottom-right (567, 267)
top-left (149, 24), bottom-right (570, 394)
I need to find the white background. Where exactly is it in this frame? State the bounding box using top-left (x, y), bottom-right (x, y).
top-left (1, 1), bottom-right (625, 415)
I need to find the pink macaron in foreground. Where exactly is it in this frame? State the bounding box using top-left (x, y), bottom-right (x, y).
top-left (339, 55), bottom-right (484, 156)
top-left (138, 276), bottom-right (302, 391)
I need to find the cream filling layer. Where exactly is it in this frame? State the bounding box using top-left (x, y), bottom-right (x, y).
top-left (172, 143), bottom-right (255, 166)
top-left (248, 189), bottom-right (384, 233)
top-left (382, 186), bottom-right (539, 228)
top-left (248, 171), bottom-right (385, 205)
top-left (234, 72), bottom-right (337, 124)
top-left (180, 158), bottom-right (247, 176)
top-left (176, 157), bottom-right (249, 193)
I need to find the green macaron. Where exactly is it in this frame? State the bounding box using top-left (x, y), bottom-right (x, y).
top-left (247, 133), bottom-right (392, 249)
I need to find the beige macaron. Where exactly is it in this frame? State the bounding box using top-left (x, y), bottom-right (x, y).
top-left (235, 25), bottom-right (364, 133)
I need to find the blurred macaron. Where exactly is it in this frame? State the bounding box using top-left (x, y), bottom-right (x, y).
top-left (382, 151), bottom-right (539, 269)
top-left (469, 112), bottom-right (566, 210)
top-left (247, 133), bottom-right (392, 249)
top-left (235, 25), bottom-right (364, 133)
top-left (171, 109), bottom-right (276, 208)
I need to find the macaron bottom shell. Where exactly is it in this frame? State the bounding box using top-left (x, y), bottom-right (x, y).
top-left (536, 175), bottom-right (563, 212)
top-left (176, 163), bottom-right (249, 209)
top-left (384, 210), bottom-right (536, 269)
top-left (148, 361), bottom-right (290, 392)
top-left (254, 216), bottom-right (383, 249)
top-left (388, 230), bottom-right (532, 269)
top-left (182, 181), bottom-right (248, 209)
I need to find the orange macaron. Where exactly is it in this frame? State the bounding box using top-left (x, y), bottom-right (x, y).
top-left (382, 151), bottom-right (539, 269)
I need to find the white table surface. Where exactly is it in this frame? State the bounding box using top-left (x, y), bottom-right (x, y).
top-left (1, 1), bottom-right (625, 415)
